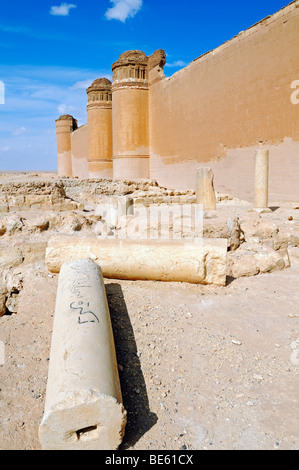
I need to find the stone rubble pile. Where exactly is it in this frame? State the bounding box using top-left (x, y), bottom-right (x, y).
top-left (0, 174), bottom-right (298, 317)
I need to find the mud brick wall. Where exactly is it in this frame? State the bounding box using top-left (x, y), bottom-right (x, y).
top-left (149, 1), bottom-right (299, 202)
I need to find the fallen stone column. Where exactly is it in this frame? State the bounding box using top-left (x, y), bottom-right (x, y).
top-left (45, 235), bottom-right (227, 286)
top-left (39, 259), bottom-right (126, 450)
top-left (196, 167), bottom-right (217, 211)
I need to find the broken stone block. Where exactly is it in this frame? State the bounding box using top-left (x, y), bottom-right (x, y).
top-left (0, 221), bottom-right (6, 236)
top-left (203, 217), bottom-right (242, 251)
top-left (240, 219), bottom-right (279, 243)
top-left (276, 225), bottom-right (299, 248)
top-left (26, 216), bottom-right (50, 232)
top-left (0, 203), bottom-right (9, 213)
top-left (227, 250), bottom-right (259, 278)
top-left (21, 242), bottom-right (48, 264)
top-left (25, 195), bottom-right (52, 206)
top-left (5, 290), bottom-right (19, 314)
top-left (0, 248), bottom-right (23, 270)
top-left (5, 215), bottom-right (23, 235)
top-left (227, 242), bottom-right (287, 278)
top-left (0, 282), bottom-right (7, 317)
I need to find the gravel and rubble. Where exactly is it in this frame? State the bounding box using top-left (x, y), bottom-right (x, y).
top-left (0, 172), bottom-right (298, 450)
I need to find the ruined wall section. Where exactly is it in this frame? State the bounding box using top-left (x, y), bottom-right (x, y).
top-left (149, 1), bottom-right (299, 201)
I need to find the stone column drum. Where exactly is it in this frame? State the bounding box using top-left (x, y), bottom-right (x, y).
top-left (56, 115), bottom-right (77, 177)
top-left (45, 235), bottom-right (228, 286)
top-left (112, 50), bottom-right (150, 180)
top-left (39, 259), bottom-right (126, 450)
top-left (254, 149), bottom-right (269, 209)
top-left (87, 79), bottom-right (113, 179)
top-left (196, 167), bottom-right (216, 211)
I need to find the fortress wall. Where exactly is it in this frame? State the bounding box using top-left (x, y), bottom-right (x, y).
top-left (149, 1), bottom-right (299, 202)
top-left (71, 124), bottom-right (89, 179)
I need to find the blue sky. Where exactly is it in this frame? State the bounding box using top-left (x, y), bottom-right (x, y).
top-left (0, 0), bottom-right (291, 171)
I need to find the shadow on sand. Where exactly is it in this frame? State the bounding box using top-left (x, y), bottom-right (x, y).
top-left (105, 283), bottom-right (158, 449)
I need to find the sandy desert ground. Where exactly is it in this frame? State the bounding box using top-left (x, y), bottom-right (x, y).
top-left (0, 172), bottom-right (298, 450)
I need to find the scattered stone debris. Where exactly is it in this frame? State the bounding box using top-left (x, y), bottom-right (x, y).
top-left (0, 172), bottom-right (298, 450)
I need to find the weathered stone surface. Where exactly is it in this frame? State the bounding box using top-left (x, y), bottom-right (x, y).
top-left (4, 268), bottom-right (23, 294)
top-left (25, 215), bottom-right (50, 232)
top-left (227, 242), bottom-right (287, 278)
top-left (112, 50), bottom-right (148, 70)
top-left (5, 291), bottom-right (19, 314)
top-left (0, 221), bottom-right (6, 236)
top-left (275, 225), bottom-right (299, 248)
top-left (0, 259), bottom-right (24, 315)
top-left (45, 235), bottom-right (227, 285)
top-left (5, 215), bottom-right (23, 235)
top-left (39, 259), bottom-right (126, 450)
top-left (0, 180), bottom-right (66, 199)
top-left (196, 167), bottom-right (216, 211)
top-left (0, 179), bottom-right (84, 212)
top-left (203, 217), bottom-right (242, 251)
top-left (0, 248), bottom-right (23, 270)
top-left (240, 217), bottom-right (299, 253)
top-left (58, 213), bottom-right (84, 232)
top-left (21, 242), bottom-right (48, 264)
top-left (0, 203), bottom-right (9, 213)
top-left (240, 219), bottom-right (279, 243)
top-left (0, 281), bottom-right (7, 317)
top-left (254, 149), bottom-right (269, 209)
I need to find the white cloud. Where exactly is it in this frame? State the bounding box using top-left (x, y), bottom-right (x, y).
top-left (57, 104), bottom-right (76, 115)
top-left (50, 3), bottom-right (77, 16)
top-left (105, 0), bottom-right (143, 22)
top-left (70, 79), bottom-right (94, 91)
top-left (0, 64), bottom-right (111, 171)
top-left (12, 126), bottom-right (26, 136)
top-left (165, 60), bottom-right (188, 68)
top-left (70, 75), bottom-right (112, 90)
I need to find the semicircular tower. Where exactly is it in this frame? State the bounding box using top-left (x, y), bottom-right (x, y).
top-left (86, 78), bottom-right (113, 179)
top-left (111, 50), bottom-right (149, 180)
top-left (56, 114), bottom-right (77, 177)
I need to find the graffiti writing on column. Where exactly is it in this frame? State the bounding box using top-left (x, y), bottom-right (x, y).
top-left (70, 300), bottom-right (100, 324)
top-left (61, 263), bottom-right (100, 325)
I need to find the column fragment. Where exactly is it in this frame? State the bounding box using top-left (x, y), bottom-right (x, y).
top-left (46, 236), bottom-right (227, 286)
top-left (39, 259), bottom-right (126, 450)
top-left (254, 149), bottom-right (269, 209)
top-left (196, 167), bottom-right (217, 211)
